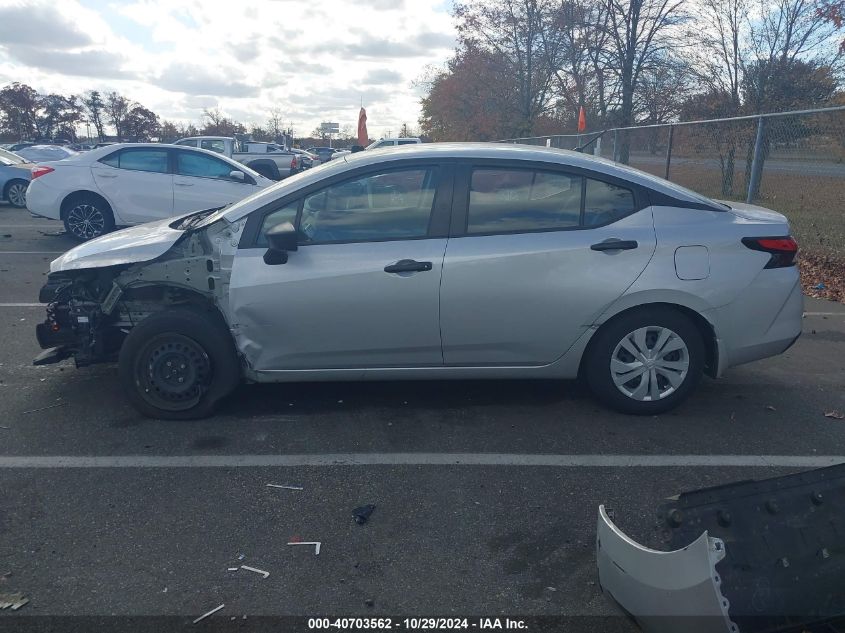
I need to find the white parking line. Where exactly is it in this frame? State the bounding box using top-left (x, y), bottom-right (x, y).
top-left (0, 303), bottom-right (44, 307)
top-left (805, 312), bottom-right (845, 317)
top-left (0, 453), bottom-right (841, 469)
top-left (0, 224), bottom-right (63, 228)
top-left (0, 251), bottom-right (63, 254)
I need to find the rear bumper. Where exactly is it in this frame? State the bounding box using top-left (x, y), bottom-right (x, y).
top-left (711, 268), bottom-right (803, 374)
top-left (25, 177), bottom-right (63, 220)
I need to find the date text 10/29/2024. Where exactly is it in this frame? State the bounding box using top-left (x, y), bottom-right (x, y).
top-left (307, 618), bottom-right (528, 630)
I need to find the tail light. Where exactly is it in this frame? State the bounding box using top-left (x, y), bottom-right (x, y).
top-left (742, 236), bottom-right (798, 269)
top-left (290, 157), bottom-right (297, 169)
top-left (31, 165), bottom-right (54, 179)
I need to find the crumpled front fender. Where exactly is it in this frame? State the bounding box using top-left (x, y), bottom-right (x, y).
top-left (596, 505), bottom-right (737, 633)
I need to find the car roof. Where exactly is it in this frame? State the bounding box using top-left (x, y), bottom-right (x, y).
top-left (57, 143), bottom-right (266, 178)
top-left (219, 142), bottom-right (723, 223)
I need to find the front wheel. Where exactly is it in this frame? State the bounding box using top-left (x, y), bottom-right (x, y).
top-left (118, 308), bottom-right (241, 420)
top-left (585, 307), bottom-right (705, 415)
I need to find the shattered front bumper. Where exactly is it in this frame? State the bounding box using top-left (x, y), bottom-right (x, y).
top-left (597, 464), bottom-right (845, 633)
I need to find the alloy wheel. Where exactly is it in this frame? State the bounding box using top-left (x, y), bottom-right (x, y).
top-left (610, 326), bottom-right (690, 402)
top-left (66, 204), bottom-right (106, 240)
top-left (7, 182), bottom-right (27, 207)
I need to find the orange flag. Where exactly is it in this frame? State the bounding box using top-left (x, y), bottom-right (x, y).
top-left (357, 107), bottom-right (368, 147)
top-left (578, 106), bottom-right (587, 132)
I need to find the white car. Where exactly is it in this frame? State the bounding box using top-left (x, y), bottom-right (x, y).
top-left (27, 143), bottom-right (273, 240)
top-left (366, 137), bottom-right (422, 149)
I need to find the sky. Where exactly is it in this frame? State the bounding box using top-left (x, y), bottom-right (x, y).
top-left (0, 0), bottom-right (457, 139)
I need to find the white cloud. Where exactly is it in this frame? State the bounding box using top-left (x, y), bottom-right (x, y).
top-left (0, 0), bottom-right (456, 138)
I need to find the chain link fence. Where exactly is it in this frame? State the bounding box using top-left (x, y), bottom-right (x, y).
top-left (501, 106), bottom-right (845, 268)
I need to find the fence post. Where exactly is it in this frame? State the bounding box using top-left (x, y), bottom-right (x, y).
top-left (664, 125), bottom-right (675, 180)
top-left (746, 116), bottom-right (765, 204)
top-left (612, 129), bottom-right (618, 162)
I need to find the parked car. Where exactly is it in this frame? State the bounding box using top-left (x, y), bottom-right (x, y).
top-left (33, 143), bottom-right (802, 419)
top-left (290, 148), bottom-right (320, 172)
top-left (307, 147), bottom-right (340, 163)
top-left (9, 142), bottom-right (36, 151)
top-left (366, 137), bottom-right (422, 149)
top-left (0, 151), bottom-right (32, 208)
top-left (175, 136), bottom-right (298, 181)
top-left (16, 145), bottom-right (78, 162)
top-left (26, 143), bottom-right (273, 240)
top-left (0, 148), bottom-right (28, 164)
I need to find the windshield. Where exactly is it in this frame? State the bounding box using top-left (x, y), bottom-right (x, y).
top-left (216, 155), bottom-right (351, 222)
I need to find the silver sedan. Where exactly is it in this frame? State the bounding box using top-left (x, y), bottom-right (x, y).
top-left (35, 143), bottom-right (802, 419)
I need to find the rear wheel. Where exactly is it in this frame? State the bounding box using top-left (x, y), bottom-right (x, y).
top-left (5, 180), bottom-right (28, 208)
top-left (585, 307), bottom-right (704, 415)
top-left (63, 194), bottom-right (115, 240)
top-left (118, 308), bottom-right (240, 420)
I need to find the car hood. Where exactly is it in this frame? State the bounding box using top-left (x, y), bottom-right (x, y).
top-left (50, 214), bottom-right (193, 273)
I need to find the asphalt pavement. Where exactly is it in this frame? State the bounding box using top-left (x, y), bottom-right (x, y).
top-left (1, 202), bottom-right (845, 630)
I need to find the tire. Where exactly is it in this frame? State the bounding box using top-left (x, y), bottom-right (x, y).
top-left (118, 308), bottom-right (241, 420)
top-left (63, 193), bottom-right (115, 241)
top-left (585, 307), bottom-right (705, 415)
top-left (4, 180), bottom-right (28, 208)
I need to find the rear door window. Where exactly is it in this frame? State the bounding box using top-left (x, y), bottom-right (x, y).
top-left (100, 149), bottom-right (169, 173)
top-left (467, 168), bottom-right (582, 234)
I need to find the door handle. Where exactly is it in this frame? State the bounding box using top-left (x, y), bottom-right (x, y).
top-left (590, 239), bottom-right (638, 252)
top-left (98, 173), bottom-right (118, 178)
top-left (384, 259), bottom-right (433, 273)
top-left (174, 181), bottom-right (194, 187)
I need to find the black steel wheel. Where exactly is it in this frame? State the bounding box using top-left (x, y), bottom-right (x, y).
top-left (119, 308), bottom-right (240, 420)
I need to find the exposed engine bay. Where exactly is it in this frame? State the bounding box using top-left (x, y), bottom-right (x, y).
top-left (34, 210), bottom-right (240, 369)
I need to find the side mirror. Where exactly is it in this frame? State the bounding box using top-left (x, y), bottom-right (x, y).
top-left (229, 170), bottom-right (245, 181)
top-left (263, 221), bottom-right (298, 265)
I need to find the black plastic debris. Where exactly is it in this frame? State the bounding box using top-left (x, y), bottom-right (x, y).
top-left (657, 463), bottom-right (845, 633)
top-left (353, 504), bottom-right (376, 525)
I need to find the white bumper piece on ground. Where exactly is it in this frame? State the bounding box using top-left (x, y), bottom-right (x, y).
top-left (596, 505), bottom-right (737, 633)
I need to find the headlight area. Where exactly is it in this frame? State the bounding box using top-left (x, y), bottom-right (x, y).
top-left (34, 270), bottom-right (129, 367)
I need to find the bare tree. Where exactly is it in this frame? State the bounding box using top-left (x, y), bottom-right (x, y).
top-left (601, 0), bottom-right (686, 162)
top-left (454, 0), bottom-right (570, 135)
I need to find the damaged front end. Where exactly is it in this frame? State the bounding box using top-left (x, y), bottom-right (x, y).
top-left (34, 210), bottom-right (240, 368)
top-left (597, 464), bottom-right (845, 633)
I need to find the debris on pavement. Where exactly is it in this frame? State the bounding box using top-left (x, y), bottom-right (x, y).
top-left (364, 599), bottom-right (375, 608)
top-left (824, 410), bottom-right (845, 420)
top-left (0, 593), bottom-right (29, 611)
top-left (239, 565), bottom-right (270, 579)
top-left (353, 504), bottom-right (376, 525)
top-left (193, 603), bottom-right (225, 624)
top-left (237, 554), bottom-right (246, 561)
top-left (227, 567), bottom-right (239, 572)
top-left (765, 405), bottom-right (776, 411)
top-left (21, 402), bottom-right (67, 415)
top-left (287, 541), bottom-right (321, 555)
top-left (266, 483), bottom-right (304, 490)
